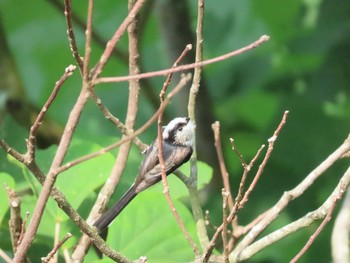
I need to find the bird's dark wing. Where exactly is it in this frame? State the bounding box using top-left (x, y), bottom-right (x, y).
top-left (136, 143), bottom-right (158, 181)
top-left (135, 142), bottom-right (192, 193)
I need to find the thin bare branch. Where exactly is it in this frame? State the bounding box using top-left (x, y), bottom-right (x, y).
top-left (290, 184), bottom-right (345, 263)
top-left (17, 212), bottom-right (30, 246)
top-left (63, 248), bottom-right (72, 263)
top-left (222, 189), bottom-right (229, 263)
top-left (83, 0), bottom-right (93, 81)
top-left (89, 89), bottom-right (147, 151)
top-left (161, 44), bottom-right (192, 97)
top-left (96, 35), bottom-right (270, 84)
top-left (233, 210), bottom-right (270, 238)
top-left (26, 65), bottom-right (76, 162)
top-left (239, 111), bottom-right (289, 207)
top-left (212, 121), bottom-right (234, 209)
top-left (185, 0), bottom-right (211, 253)
top-left (230, 138), bottom-right (248, 168)
top-left (232, 143), bottom-right (265, 211)
top-left (188, 0), bottom-right (204, 120)
top-left (212, 121), bottom-right (238, 251)
top-left (228, 144), bottom-right (265, 249)
top-left (42, 233), bottom-right (72, 263)
top-left (156, 55), bottom-right (199, 255)
top-left (63, 0), bottom-right (84, 71)
top-left (0, 249), bottom-right (13, 263)
top-left (91, 0), bottom-right (145, 79)
top-left (0, 140), bottom-right (25, 163)
top-left (50, 0), bottom-right (129, 63)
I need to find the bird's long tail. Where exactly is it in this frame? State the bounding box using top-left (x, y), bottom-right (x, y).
top-left (93, 184), bottom-right (137, 232)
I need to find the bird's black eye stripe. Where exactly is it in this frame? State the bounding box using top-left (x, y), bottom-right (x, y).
top-left (165, 122), bottom-right (186, 144)
top-left (176, 122), bottom-right (186, 131)
top-left (170, 122), bottom-right (186, 132)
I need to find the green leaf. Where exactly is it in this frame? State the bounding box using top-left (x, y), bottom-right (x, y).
top-left (35, 138), bottom-right (115, 219)
top-left (106, 191), bottom-right (198, 263)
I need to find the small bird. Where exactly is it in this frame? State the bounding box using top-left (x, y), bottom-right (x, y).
top-left (93, 117), bottom-right (195, 232)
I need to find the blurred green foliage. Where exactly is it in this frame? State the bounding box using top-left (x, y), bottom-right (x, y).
top-left (0, 0), bottom-right (350, 262)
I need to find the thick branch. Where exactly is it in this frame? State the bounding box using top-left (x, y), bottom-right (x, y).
top-left (13, 87), bottom-right (90, 262)
top-left (331, 187), bottom-right (350, 262)
top-left (230, 134), bottom-right (350, 261)
top-left (71, 0), bottom-right (142, 258)
top-left (236, 167), bottom-right (350, 262)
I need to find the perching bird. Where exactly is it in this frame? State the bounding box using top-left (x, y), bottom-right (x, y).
top-left (93, 117), bottom-right (195, 232)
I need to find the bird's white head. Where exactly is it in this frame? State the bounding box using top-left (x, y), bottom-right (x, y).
top-left (163, 117), bottom-right (196, 147)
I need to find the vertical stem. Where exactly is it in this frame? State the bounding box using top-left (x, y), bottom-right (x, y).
top-left (83, 0), bottom-right (94, 81)
top-left (187, 0), bottom-right (204, 119)
top-left (187, 0), bottom-right (209, 252)
top-left (71, 1), bottom-right (141, 260)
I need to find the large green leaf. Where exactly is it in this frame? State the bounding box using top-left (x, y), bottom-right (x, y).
top-left (34, 138), bottom-right (116, 218)
top-left (105, 192), bottom-right (198, 263)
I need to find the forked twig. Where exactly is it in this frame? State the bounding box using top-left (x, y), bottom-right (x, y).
top-left (161, 44), bottom-right (192, 98)
top-left (231, 134), bottom-right (350, 261)
top-left (230, 139), bottom-right (265, 211)
top-left (26, 65), bottom-right (76, 162)
top-left (239, 111), bottom-right (289, 207)
top-left (235, 169), bottom-right (350, 262)
top-left (42, 233), bottom-right (72, 263)
top-left (89, 89), bottom-right (147, 151)
top-left (203, 111), bottom-right (289, 261)
top-left (91, 0), bottom-right (146, 79)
